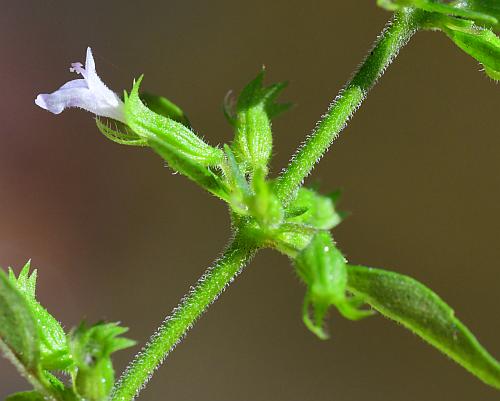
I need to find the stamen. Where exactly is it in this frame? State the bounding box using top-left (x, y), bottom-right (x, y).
top-left (69, 62), bottom-right (87, 77)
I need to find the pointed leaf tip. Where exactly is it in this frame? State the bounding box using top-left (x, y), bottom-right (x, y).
top-left (347, 264), bottom-right (500, 389)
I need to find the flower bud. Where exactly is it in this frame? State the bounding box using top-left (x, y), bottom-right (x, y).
top-left (125, 77), bottom-right (223, 166)
top-left (226, 69), bottom-right (291, 174)
top-left (285, 187), bottom-right (344, 231)
top-left (8, 262), bottom-right (71, 370)
top-left (69, 322), bottom-right (135, 401)
top-left (124, 78), bottom-right (229, 198)
top-left (294, 232), bottom-right (372, 339)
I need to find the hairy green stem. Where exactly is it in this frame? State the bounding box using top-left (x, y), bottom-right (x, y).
top-left (111, 10), bottom-right (426, 400)
top-left (274, 9), bottom-right (424, 205)
top-left (110, 233), bottom-right (257, 401)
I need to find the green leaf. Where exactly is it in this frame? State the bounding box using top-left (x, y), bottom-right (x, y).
top-left (0, 268), bottom-right (39, 369)
top-left (441, 22), bottom-right (500, 80)
top-left (294, 232), bottom-right (372, 339)
top-left (346, 264), bottom-right (500, 389)
top-left (484, 65), bottom-right (500, 79)
top-left (378, 0), bottom-right (498, 27)
top-left (140, 93), bottom-right (191, 128)
top-left (453, 0), bottom-right (500, 31)
top-left (8, 262), bottom-right (71, 371)
top-left (5, 391), bottom-right (46, 401)
top-left (5, 385), bottom-right (79, 401)
top-left (69, 321), bottom-right (136, 401)
top-left (230, 69), bottom-right (291, 174)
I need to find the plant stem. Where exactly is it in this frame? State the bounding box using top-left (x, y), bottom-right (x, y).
top-left (274, 9), bottom-right (424, 206)
top-left (110, 233), bottom-right (257, 401)
top-left (111, 11), bottom-right (425, 400)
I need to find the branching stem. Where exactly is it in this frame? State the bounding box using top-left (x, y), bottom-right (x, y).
top-left (111, 10), bottom-right (425, 401)
top-left (274, 9), bottom-right (424, 206)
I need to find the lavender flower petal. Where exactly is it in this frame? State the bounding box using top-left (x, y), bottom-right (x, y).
top-left (35, 47), bottom-right (125, 123)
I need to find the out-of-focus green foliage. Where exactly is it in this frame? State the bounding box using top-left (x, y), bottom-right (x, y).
top-left (7, 263), bottom-right (70, 371)
top-left (0, 267), bottom-right (40, 370)
top-left (1, 264), bottom-right (134, 401)
top-left (5, 391), bottom-right (46, 401)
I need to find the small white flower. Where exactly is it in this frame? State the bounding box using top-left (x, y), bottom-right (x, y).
top-left (35, 47), bottom-right (125, 123)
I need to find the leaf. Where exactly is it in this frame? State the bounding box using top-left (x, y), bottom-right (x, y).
top-left (140, 93), bottom-right (191, 128)
top-left (377, 0), bottom-right (499, 27)
top-left (5, 392), bottom-right (46, 401)
top-left (455, 0), bottom-right (500, 31)
top-left (346, 264), bottom-right (500, 389)
top-left (484, 65), bottom-right (500, 79)
top-left (0, 268), bottom-right (39, 369)
top-left (441, 23), bottom-right (500, 80)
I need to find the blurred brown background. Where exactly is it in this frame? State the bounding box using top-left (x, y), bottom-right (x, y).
top-left (1, 1), bottom-right (499, 400)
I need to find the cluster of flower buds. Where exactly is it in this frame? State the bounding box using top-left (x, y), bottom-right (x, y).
top-left (223, 69), bottom-right (291, 175)
top-left (28, 1), bottom-right (500, 391)
top-left (34, 50), bottom-right (369, 338)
